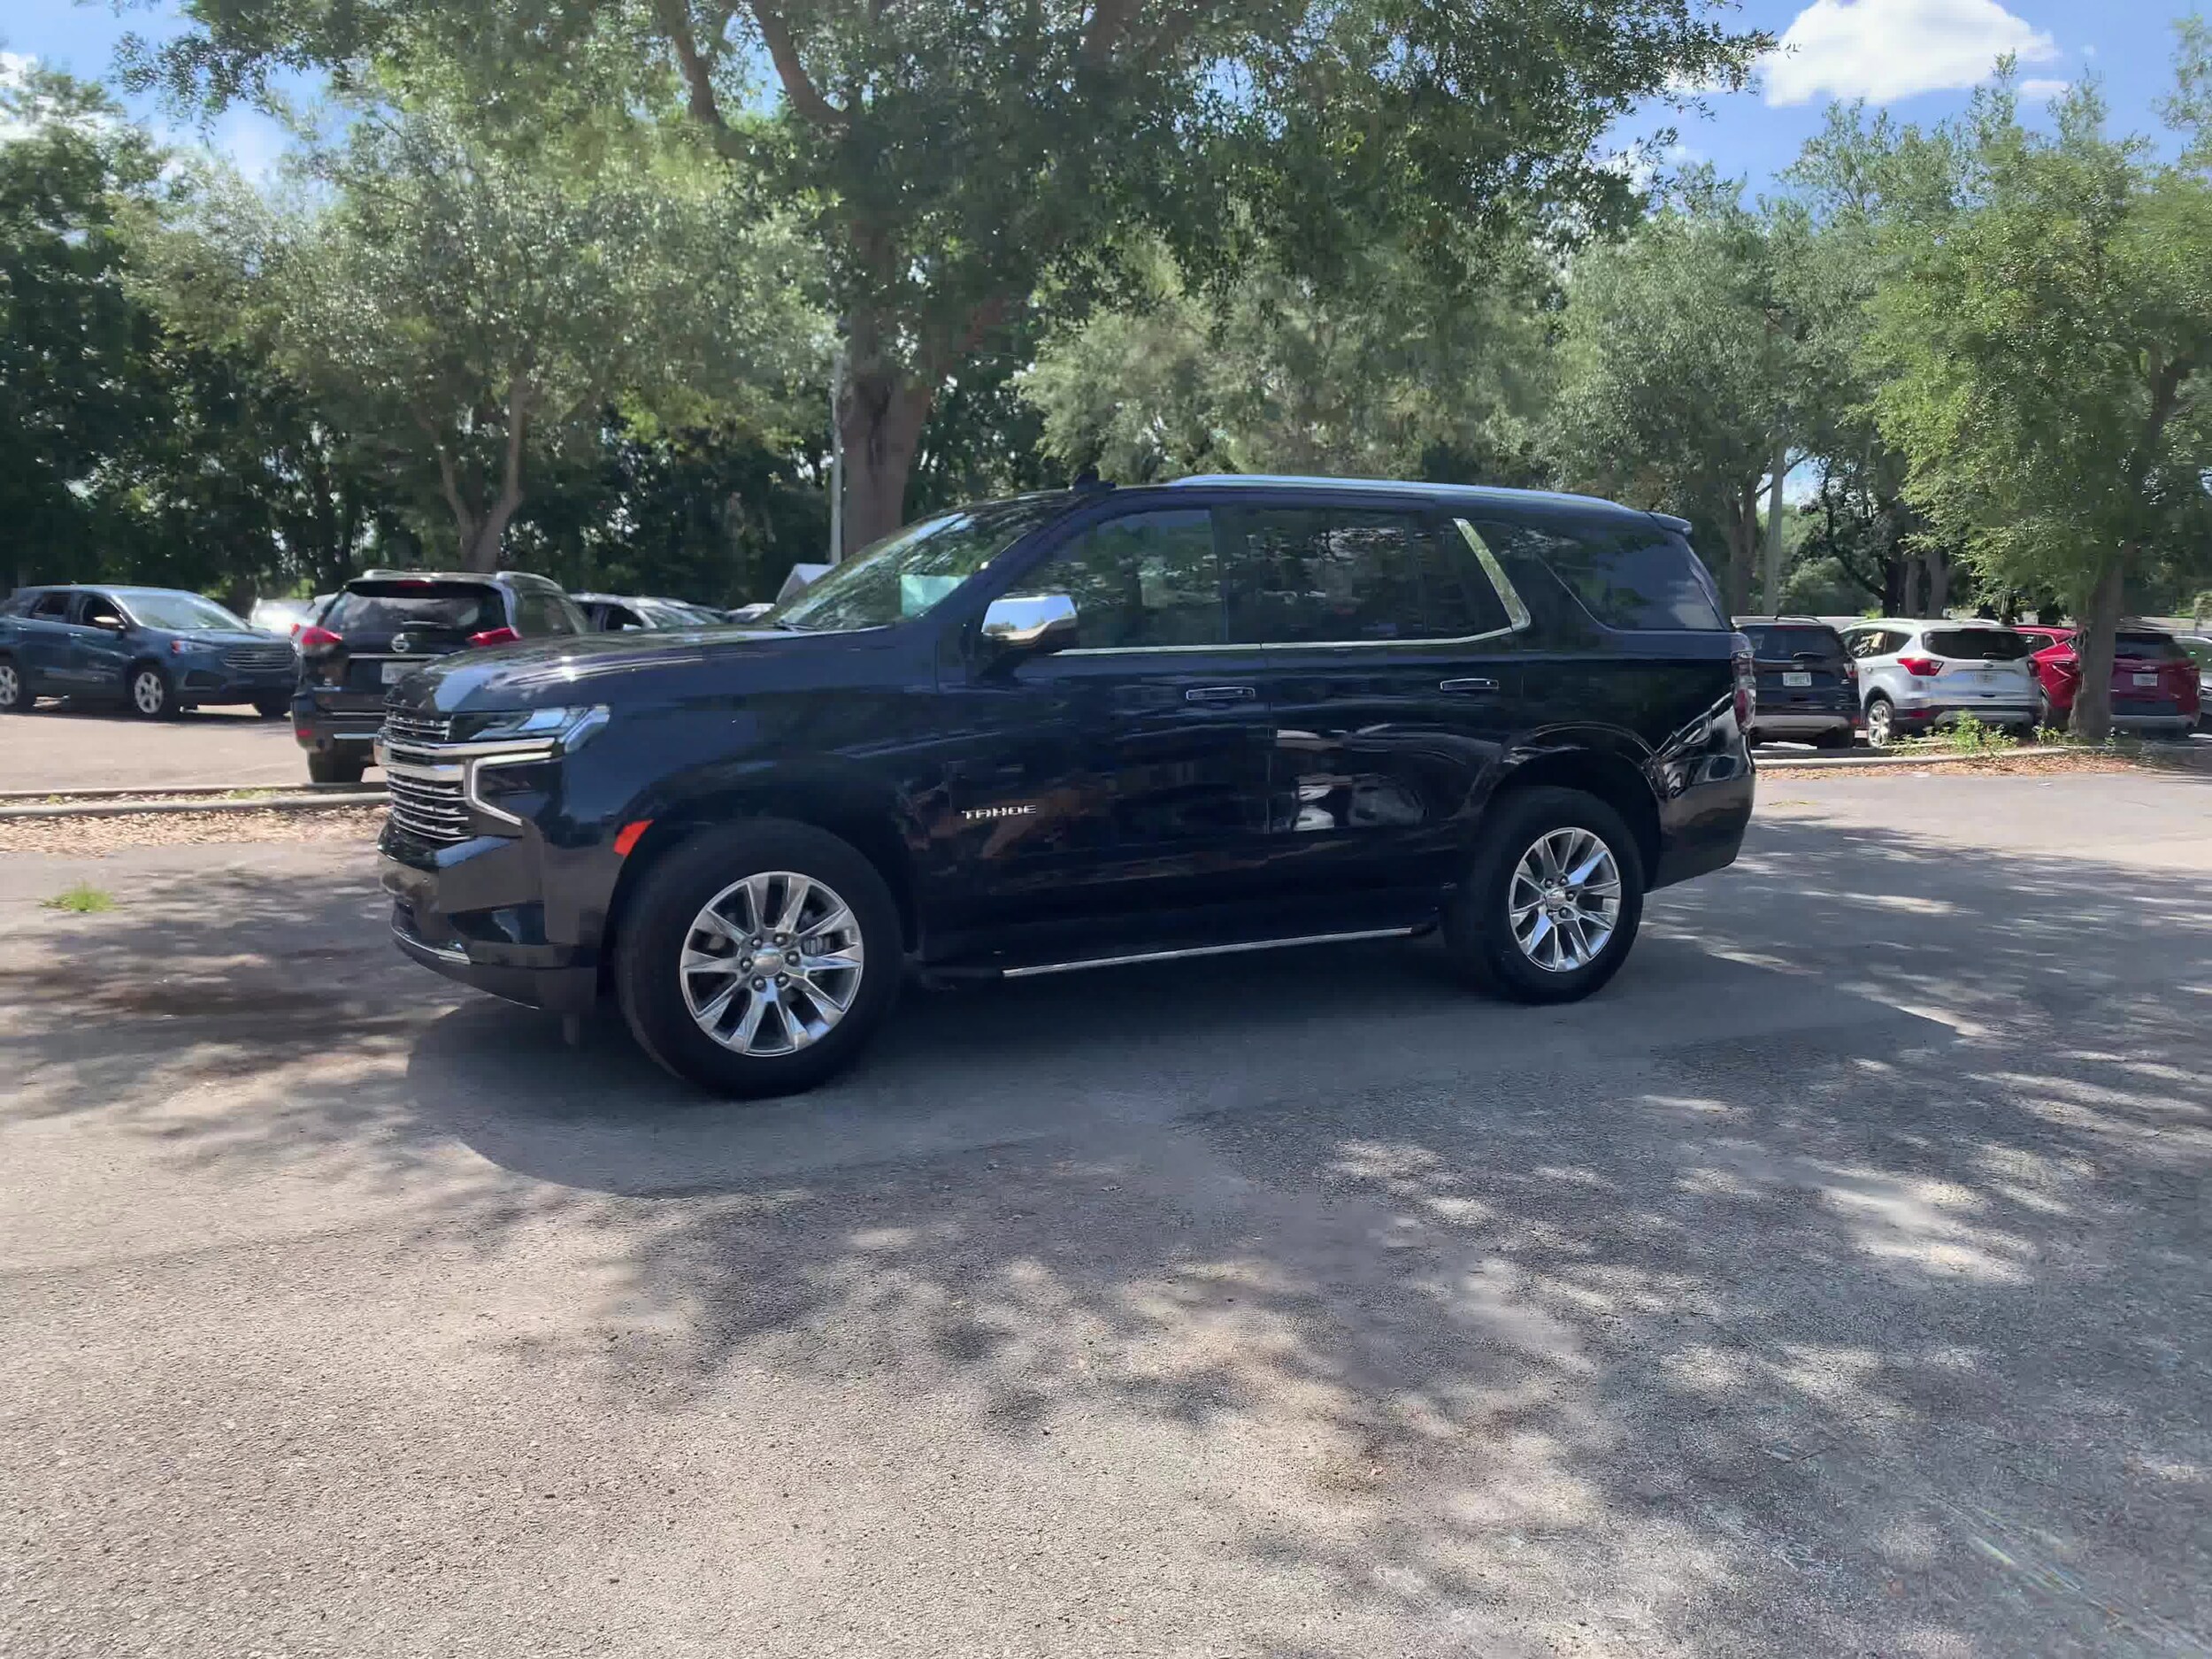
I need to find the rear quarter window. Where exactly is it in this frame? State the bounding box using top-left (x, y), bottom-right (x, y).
top-left (1924, 629), bottom-right (2029, 662)
top-left (1483, 518), bottom-right (1726, 632)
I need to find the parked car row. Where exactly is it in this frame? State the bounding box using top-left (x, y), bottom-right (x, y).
top-left (0, 575), bottom-right (762, 761)
top-left (1734, 612), bottom-right (2204, 746)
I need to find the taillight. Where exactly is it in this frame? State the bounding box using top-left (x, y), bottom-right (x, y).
top-left (296, 626), bottom-right (342, 653)
top-left (1897, 655), bottom-right (1942, 677)
top-left (467, 626), bottom-right (520, 647)
top-left (1842, 660), bottom-right (1858, 684)
top-left (1731, 636), bottom-right (1755, 727)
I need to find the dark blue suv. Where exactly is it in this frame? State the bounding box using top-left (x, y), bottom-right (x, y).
top-left (379, 477), bottom-right (1757, 1099)
top-left (0, 585), bottom-right (299, 718)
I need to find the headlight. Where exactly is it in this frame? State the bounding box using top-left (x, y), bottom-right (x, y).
top-left (466, 705), bottom-right (611, 750)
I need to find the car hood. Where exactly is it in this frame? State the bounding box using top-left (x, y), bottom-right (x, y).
top-left (400, 625), bottom-right (868, 712)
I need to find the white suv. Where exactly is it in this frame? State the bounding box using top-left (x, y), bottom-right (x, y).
top-left (1838, 619), bottom-right (2039, 744)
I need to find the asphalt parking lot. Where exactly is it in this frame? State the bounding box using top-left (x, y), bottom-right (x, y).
top-left (0, 706), bottom-right (308, 792)
top-left (4, 772), bottom-right (2208, 1658)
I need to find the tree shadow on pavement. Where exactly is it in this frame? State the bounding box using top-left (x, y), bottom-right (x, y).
top-left (5, 813), bottom-right (2210, 1655)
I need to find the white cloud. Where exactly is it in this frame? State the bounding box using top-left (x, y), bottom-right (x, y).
top-left (2018, 77), bottom-right (2070, 99)
top-left (1762, 0), bottom-right (2058, 106)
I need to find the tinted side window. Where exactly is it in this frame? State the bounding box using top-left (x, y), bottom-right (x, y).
top-left (1217, 507), bottom-right (1509, 645)
top-left (31, 592), bottom-right (73, 620)
top-left (1744, 625), bottom-right (1846, 658)
top-left (513, 587), bottom-right (579, 636)
top-left (1010, 510), bottom-right (1221, 649)
top-left (1486, 518), bottom-right (1725, 631)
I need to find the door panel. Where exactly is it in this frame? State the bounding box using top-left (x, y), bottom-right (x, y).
top-left (937, 506), bottom-right (1275, 928)
top-left (941, 654), bottom-right (1276, 926)
top-left (16, 599), bottom-right (79, 686)
top-left (71, 595), bottom-right (134, 694)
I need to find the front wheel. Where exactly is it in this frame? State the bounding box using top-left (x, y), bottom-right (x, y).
top-left (1863, 695), bottom-right (1895, 747)
top-left (616, 819), bottom-right (902, 1098)
top-left (127, 664), bottom-right (174, 719)
top-left (1444, 786), bottom-right (1645, 1004)
top-left (255, 696), bottom-right (290, 719)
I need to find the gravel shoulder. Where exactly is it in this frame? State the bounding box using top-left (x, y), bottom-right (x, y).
top-left (4, 775), bottom-right (2208, 1659)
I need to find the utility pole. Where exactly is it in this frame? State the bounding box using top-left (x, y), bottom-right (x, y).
top-left (827, 344), bottom-right (846, 565)
top-left (1761, 436), bottom-right (1789, 614)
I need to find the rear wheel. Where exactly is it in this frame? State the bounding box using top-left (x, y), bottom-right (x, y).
top-left (306, 749), bottom-right (367, 785)
top-left (1863, 695), bottom-right (1895, 746)
top-left (1444, 786), bottom-right (1645, 1004)
top-left (0, 657), bottom-right (29, 712)
top-left (255, 696), bottom-right (290, 718)
top-left (616, 819), bottom-right (902, 1098)
top-left (127, 664), bottom-right (174, 719)
top-left (1813, 727), bottom-right (1853, 749)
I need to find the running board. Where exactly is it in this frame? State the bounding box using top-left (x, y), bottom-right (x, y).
top-left (997, 925), bottom-right (1420, 980)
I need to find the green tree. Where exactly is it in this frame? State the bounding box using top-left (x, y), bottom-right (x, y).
top-left (0, 65), bottom-right (165, 588)
top-left (150, 100), bottom-right (822, 571)
top-left (1021, 240), bottom-right (1554, 485)
top-left (1863, 58), bottom-right (2212, 738)
top-left (137, 0), bottom-right (1763, 553)
top-left (1548, 173), bottom-right (1823, 613)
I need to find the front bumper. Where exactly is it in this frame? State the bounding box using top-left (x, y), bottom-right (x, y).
top-left (176, 667), bottom-right (298, 703)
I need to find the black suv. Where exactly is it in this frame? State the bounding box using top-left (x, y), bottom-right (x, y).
top-left (378, 479), bottom-right (1756, 1097)
top-left (293, 571), bottom-right (586, 782)
top-left (1734, 616), bottom-right (1858, 749)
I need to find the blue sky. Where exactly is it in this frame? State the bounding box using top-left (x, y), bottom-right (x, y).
top-left (2, 0), bottom-right (2196, 188)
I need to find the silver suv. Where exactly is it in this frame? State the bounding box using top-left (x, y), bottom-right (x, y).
top-left (1838, 619), bottom-right (2039, 744)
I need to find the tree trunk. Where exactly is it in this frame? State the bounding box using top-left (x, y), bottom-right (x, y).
top-left (1924, 545), bottom-right (1951, 615)
top-left (1760, 439), bottom-right (1788, 614)
top-left (2069, 555), bottom-right (2126, 742)
top-left (1900, 557), bottom-right (1921, 618)
top-left (836, 369), bottom-right (933, 557)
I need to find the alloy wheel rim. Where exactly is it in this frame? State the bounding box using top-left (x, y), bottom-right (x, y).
top-left (134, 672), bottom-right (164, 714)
top-left (1509, 826), bottom-right (1622, 973)
top-left (679, 871), bottom-right (865, 1057)
top-left (0, 664), bottom-right (17, 706)
top-left (1868, 702), bottom-right (1891, 743)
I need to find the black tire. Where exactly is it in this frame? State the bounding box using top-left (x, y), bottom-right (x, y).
top-left (0, 656), bottom-right (29, 712)
top-left (1443, 786), bottom-right (1646, 1005)
top-left (306, 749), bottom-right (367, 785)
top-left (126, 662), bottom-right (176, 719)
top-left (616, 819), bottom-right (902, 1099)
top-left (255, 696), bottom-right (290, 719)
top-left (1863, 694), bottom-right (1896, 747)
top-left (1813, 727), bottom-right (1854, 750)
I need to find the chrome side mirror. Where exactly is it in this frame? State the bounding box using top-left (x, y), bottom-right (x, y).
top-left (979, 593), bottom-right (1078, 657)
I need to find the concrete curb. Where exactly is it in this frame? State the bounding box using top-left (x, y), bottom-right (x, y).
top-left (1756, 745), bottom-right (2077, 771)
top-left (0, 792), bottom-right (388, 821)
top-left (0, 780), bottom-right (382, 803)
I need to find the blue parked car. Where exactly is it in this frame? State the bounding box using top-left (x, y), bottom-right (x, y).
top-left (0, 585), bottom-right (300, 718)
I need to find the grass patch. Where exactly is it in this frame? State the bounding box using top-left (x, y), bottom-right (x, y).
top-left (42, 882), bottom-right (116, 914)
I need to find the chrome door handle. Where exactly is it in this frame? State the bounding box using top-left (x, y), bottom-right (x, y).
top-left (1185, 685), bottom-right (1256, 703)
top-left (1439, 677), bottom-right (1499, 694)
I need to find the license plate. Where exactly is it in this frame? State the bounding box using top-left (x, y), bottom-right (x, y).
top-left (1781, 672), bottom-right (1812, 687)
top-left (2133, 672), bottom-right (2158, 687)
top-left (380, 661), bottom-right (416, 686)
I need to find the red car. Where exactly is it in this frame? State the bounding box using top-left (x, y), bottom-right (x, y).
top-left (2016, 623), bottom-right (2201, 737)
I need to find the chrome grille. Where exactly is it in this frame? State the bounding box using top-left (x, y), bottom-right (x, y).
top-left (385, 763), bottom-right (472, 844)
top-left (382, 709), bottom-right (454, 750)
top-left (222, 642), bottom-right (296, 672)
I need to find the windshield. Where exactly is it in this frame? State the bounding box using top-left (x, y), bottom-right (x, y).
top-left (767, 497), bottom-right (1073, 633)
top-left (120, 593), bottom-right (249, 632)
top-left (1741, 625), bottom-right (1844, 660)
top-left (1926, 628), bottom-right (2028, 662)
top-left (327, 584), bottom-right (503, 634)
top-left (2116, 632), bottom-right (2186, 661)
